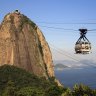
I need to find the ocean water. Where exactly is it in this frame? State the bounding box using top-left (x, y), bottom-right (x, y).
top-left (55, 67), bottom-right (96, 89)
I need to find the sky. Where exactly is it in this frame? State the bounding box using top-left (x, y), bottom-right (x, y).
top-left (0, 0), bottom-right (96, 62)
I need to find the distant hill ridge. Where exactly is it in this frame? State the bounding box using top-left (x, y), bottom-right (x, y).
top-left (55, 63), bottom-right (68, 69)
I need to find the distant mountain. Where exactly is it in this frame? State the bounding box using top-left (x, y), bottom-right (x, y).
top-left (54, 59), bottom-right (96, 68)
top-left (54, 60), bottom-right (80, 68)
top-left (54, 63), bottom-right (68, 70)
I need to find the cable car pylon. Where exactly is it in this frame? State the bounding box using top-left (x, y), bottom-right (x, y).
top-left (75, 29), bottom-right (91, 54)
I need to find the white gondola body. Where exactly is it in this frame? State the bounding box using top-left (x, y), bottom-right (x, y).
top-left (75, 41), bottom-right (91, 54)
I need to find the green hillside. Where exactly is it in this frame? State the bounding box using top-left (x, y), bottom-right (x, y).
top-left (0, 64), bottom-right (52, 88)
top-left (0, 65), bottom-right (63, 96)
top-left (0, 65), bottom-right (96, 96)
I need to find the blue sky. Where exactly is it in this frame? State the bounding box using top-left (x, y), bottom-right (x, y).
top-left (0, 0), bottom-right (96, 61)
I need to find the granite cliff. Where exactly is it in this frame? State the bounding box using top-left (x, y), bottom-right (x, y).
top-left (0, 11), bottom-right (54, 79)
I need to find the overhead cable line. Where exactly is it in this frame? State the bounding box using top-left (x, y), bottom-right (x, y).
top-left (88, 29), bottom-right (96, 31)
top-left (49, 43), bottom-right (96, 68)
top-left (49, 43), bottom-right (80, 61)
top-left (49, 43), bottom-right (80, 62)
top-left (38, 25), bottom-right (96, 32)
top-left (36, 22), bottom-right (96, 25)
top-left (38, 25), bottom-right (78, 31)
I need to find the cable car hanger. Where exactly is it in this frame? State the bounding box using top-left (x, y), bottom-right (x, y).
top-left (76, 29), bottom-right (90, 43)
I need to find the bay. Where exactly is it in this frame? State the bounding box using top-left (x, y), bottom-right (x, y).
top-left (55, 67), bottom-right (96, 89)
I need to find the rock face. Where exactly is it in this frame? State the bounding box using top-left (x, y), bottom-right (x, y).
top-left (0, 11), bottom-right (54, 78)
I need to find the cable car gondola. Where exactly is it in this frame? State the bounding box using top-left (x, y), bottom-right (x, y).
top-left (75, 29), bottom-right (91, 54)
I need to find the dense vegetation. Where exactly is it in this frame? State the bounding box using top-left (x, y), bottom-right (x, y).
top-left (0, 65), bottom-right (96, 96)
